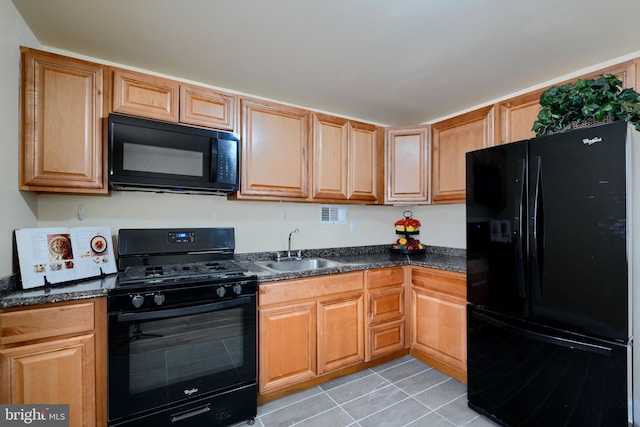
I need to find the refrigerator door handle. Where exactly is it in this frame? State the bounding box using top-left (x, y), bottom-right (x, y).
top-left (474, 310), bottom-right (614, 356)
top-left (530, 156), bottom-right (543, 300)
top-left (514, 158), bottom-right (526, 298)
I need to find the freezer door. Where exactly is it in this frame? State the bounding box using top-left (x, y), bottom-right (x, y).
top-left (528, 121), bottom-right (628, 341)
top-left (466, 140), bottom-right (528, 317)
top-left (467, 306), bottom-right (628, 426)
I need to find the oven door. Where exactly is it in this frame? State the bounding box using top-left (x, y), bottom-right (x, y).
top-left (108, 295), bottom-right (256, 423)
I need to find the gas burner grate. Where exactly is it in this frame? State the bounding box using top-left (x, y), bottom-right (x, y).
top-left (204, 262), bottom-right (226, 271)
top-left (144, 266), bottom-right (165, 277)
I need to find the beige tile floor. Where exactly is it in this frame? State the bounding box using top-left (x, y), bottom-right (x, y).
top-left (239, 355), bottom-right (501, 427)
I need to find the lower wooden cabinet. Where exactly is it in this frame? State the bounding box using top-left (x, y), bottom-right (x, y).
top-left (259, 301), bottom-right (317, 394)
top-left (365, 267), bottom-right (407, 361)
top-left (318, 293), bottom-right (364, 373)
top-left (258, 272), bottom-right (365, 395)
top-left (0, 298), bottom-right (107, 427)
top-left (410, 267), bottom-right (467, 383)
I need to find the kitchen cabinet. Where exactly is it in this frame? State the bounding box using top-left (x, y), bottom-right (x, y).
top-left (365, 267), bottom-right (407, 361)
top-left (0, 298), bottom-right (107, 427)
top-left (258, 271), bottom-right (364, 396)
top-left (111, 68), bottom-right (237, 131)
top-left (410, 267), bottom-right (467, 383)
top-left (318, 293), bottom-right (364, 373)
top-left (111, 68), bottom-right (180, 122)
top-left (311, 114), bottom-right (382, 203)
top-left (258, 301), bottom-right (317, 394)
top-left (431, 106), bottom-right (494, 204)
top-left (496, 60), bottom-right (637, 146)
top-left (384, 126), bottom-right (430, 204)
top-left (179, 83), bottom-right (237, 131)
top-left (19, 47), bottom-right (107, 194)
top-left (348, 121), bottom-right (382, 202)
top-left (235, 98), bottom-right (310, 200)
top-left (496, 90), bottom-right (544, 146)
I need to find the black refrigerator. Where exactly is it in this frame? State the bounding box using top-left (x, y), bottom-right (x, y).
top-left (466, 120), bottom-right (640, 426)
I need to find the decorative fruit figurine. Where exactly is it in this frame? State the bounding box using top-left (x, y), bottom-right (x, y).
top-left (391, 211), bottom-right (424, 252)
top-left (394, 212), bottom-right (421, 232)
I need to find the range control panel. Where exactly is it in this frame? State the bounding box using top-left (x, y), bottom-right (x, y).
top-left (168, 231), bottom-right (196, 244)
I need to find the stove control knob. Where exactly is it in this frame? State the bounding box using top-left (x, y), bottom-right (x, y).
top-left (131, 294), bottom-right (144, 308)
top-left (233, 284), bottom-right (243, 295)
top-left (153, 293), bottom-right (165, 306)
top-left (216, 286), bottom-right (226, 298)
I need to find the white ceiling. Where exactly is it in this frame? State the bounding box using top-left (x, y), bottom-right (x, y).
top-left (11, 0), bottom-right (640, 126)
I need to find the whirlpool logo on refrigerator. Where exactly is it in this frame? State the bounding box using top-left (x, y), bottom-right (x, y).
top-left (583, 136), bottom-right (603, 145)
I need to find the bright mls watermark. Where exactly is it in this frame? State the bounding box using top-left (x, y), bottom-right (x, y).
top-left (0, 405), bottom-right (69, 426)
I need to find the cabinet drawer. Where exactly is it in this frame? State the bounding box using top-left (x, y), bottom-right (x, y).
top-left (0, 301), bottom-right (95, 345)
top-left (259, 272), bottom-right (364, 306)
top-left (368, 319), bottom-right (405, 360)
top-left (411, 267), bottom-right (466, 300)
top-left (367, 267), bottom-right (405, 289)
top-left (368, 287), bottom-right (404, 324)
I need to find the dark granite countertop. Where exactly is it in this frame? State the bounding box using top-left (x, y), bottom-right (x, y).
top-left (0, 245), bottom-right (465, 309)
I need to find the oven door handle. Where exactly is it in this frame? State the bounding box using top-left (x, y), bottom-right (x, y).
top-left (116, 296), bottom-right (254, 323)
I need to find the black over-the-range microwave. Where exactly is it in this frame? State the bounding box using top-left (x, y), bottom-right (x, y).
top-left (108, 113), bottom-right (240, 195)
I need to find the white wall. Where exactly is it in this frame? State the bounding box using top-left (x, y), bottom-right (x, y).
top-left (35, 193), bottom-right (465, 255)
top-left (0, 2), bottom-right (41, 277)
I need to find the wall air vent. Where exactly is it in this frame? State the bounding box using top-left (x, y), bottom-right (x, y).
top-left (319, 205), bottom-right (348, 224)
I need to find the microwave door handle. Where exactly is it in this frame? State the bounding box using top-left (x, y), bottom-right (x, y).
top-left (210, 138), bottom-right (218, 182)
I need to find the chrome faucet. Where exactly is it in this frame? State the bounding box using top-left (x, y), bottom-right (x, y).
top-left (287, 228), bottom-right (299, 258)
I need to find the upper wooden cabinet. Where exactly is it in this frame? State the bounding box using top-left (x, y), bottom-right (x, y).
top-left (179, 83), bottom-right (237, 131)
top-left (237, 98), bottom-right (310, 199)
top-left (348, 121), bottom-right (381, 203)
top-left (496, 60), bottom-right (637, 146)
top-left (20, 47), bottom-right (107, 194)
top-left (385, 126), bottom-right (430, 204)
top-left (311, 114), bottom-right (381, 203)
top-left (111, 68), bottom-right (179, 122)
top-left (431, 106), bottom-right (494, 204)
top-left (311, 114), bottom-right (349, 200)
top-left (496, 90), bottom-right (544, 146)
top-left (111, 68), bottom-right (237, 131)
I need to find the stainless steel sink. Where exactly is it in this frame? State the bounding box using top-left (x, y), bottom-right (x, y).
top-left (256, 257), bottom-right (341, 272)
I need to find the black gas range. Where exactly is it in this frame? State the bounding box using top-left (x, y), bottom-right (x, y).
top-left (108, 228), bottom-right (257, 427)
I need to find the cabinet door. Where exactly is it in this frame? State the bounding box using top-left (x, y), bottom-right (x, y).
top-left (497, 90), bottom-right (543, 146)
top-left (239, 99), bottom-right (309, 199)
top-left (318, 293), bottom-right (364, 374)
top-left (411, 286), bottom-right (466, 374)
top-left (111, 68), bottom-right (179, 122)
top-left (348, 122), bottom-right (380, 202)
top-left (385, 126), bottom-right (430, 204)
top-left (431, 106), bottom-right (494, 204)
top-left (368, 319), bottom-right (405, 361)
top-left (259, 302), bottom-right (316, 394)
top-left (311, 114), bottom-right (349, 200)
top-left (179, 83), bottom-right (237, 131)
top-left (0, 334), bottom-right (98, 427)
top-left (20, 48), bottom-right (106, 194)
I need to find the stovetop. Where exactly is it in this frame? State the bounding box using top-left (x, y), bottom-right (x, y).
top-left (117, 260), bottom-right (250, 287)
